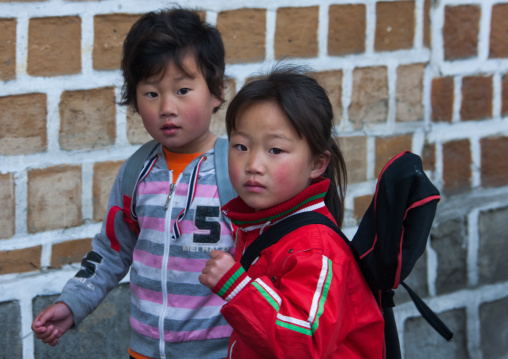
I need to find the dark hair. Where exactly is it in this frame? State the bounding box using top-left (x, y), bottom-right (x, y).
top-left (120, 8), bottom-right (225, 112)
top-left (225, 64), bottom-right (348, 226)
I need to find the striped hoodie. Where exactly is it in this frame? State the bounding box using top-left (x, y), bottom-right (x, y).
top-left (214, 178), bottom-right (384, 358)
top-left (58, 142), bottom-right (234, 359)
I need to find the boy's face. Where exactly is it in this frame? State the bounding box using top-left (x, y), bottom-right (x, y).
top-left (228, 101), bottom-right (328, 211)
top-left (136, 54), bottom-right (221, 154)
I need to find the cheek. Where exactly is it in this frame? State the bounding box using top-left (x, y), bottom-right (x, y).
top-left (183, 105), bottom-right (208, 123)
top-left (227, 157), bottom-right (243, 190)
top-left (272, 162), bottom-right (309, 190)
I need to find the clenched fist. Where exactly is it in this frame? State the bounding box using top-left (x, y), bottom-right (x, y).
top-left (199, 250), bottom-right (236, 290)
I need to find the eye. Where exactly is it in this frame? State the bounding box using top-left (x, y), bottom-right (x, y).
top-left (234, 144), bottom-right (248, 152)
top-left (146, 92), bottom-right (158, 98)
top-left (269, 148), bottom-right (283, 155)
top-left (177, 88), bottom-right (190, 95)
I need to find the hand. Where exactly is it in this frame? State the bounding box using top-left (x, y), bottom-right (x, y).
top-left (199, 250), bottom-right (236, 290)
top-left (32, 302), bottom-right (74, 346)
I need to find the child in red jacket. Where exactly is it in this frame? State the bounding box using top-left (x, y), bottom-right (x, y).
top-left (200, 65), bottom-right (384, 358)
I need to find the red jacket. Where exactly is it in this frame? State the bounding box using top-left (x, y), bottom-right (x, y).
top-left (214, 178), bottom-right (384, 358)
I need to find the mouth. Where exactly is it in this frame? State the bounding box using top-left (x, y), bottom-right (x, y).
top-left (161, 123), bottom-right (180, 135)
top-left (244, 180), bottom-right (265, 192)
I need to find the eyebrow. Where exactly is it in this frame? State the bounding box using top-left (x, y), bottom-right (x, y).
top-left (232, 130), bottom-right (293, 142)
top-left (140, 72), bottom-right (196, 85)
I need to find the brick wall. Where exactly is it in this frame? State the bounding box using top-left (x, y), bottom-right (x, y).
top-left (1, 1), bottom-right (507, 358)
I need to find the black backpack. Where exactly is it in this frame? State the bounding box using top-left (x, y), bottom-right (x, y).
top-left (240, 151), bottom-right (453, 359)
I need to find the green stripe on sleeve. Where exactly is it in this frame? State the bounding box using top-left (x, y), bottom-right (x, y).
top-left (276, 320), bottom-right (312, 336)
top-left (252, 281), bottom-right (280, 311)
top-left (311, 258), bottom-right (333, 334)
top-left (216, 266), bottom-right (245, 298)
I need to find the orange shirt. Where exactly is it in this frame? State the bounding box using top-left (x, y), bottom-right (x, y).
top-left (162, 147), bottom-right (204, 183)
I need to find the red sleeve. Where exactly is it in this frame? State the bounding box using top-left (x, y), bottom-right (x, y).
top-left (219, 251), bottom-right (351, 358)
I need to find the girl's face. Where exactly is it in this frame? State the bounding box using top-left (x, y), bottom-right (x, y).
top-left (228, 101), bottom-right (329, 211)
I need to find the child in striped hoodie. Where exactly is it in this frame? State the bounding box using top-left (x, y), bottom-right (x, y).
top-left (199, 65), bottom-right (385, 358)
top-left (32, 8), bottom-right (235, 359)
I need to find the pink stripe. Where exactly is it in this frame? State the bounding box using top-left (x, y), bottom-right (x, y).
top-left (130, 317), bottom-right (232, 343)
top-left (174, 183), bottom-right (220, 198)
top-left (133, 249), bottom-right (163, 269)
top-left (137, 181), bottom-right (171, 195)
top-left (131, 283), bottom-right (163, 305)
top-left (164, 324), bottom-right (232, 343)
top-left (138, 216), bottom-right (165, 232)
top-left (130, 316), bottom-right (159, 340)
top-left (167, 256), bottom-right (207, 272)
top-left (131, 283), bottom-right (226, 308)
top-left (133, 249), bottom-right (206, 272)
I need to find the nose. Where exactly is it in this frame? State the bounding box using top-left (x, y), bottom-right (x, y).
top-left (160, 95), bottom-right (177, 117)
top-left (246, 151), bottom-right (264, 175)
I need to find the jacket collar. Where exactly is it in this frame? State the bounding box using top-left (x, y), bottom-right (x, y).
top-left (222, 177), bottom-right (330, 232)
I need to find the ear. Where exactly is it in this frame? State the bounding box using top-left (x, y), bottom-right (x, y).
top-left (310, 151), bottom-right (330, 179)
top-left (214, 82), bottom-right (226, 108)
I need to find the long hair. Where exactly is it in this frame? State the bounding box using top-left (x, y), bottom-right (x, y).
top-left (225, 64), bottom-right (348, 226)
top-left (120, 8), bottom-right (225, 112)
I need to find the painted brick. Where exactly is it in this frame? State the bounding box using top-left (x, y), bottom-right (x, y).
top-left (478, 206), bottom-right (508, 285)
top-left (0, 246), bottom-right (42, 274)
top-left (460, 76), bottom-right (492, 121)
top-left (431, 217), bottom-right (468, 295)
top-left (59, 87), bottom-right (116, 150)
top-left (0, 173), bottom-right (15, 239)
top-left (217, 8), bottom-right (266, 64)
top-left (50, 238), bottom-right (92, 268)
top-left (480, 136), bottom-right (508, 188)
top-left (489, 4), bottom-right (508, 58)
top-left (423, 0), bottom-right (431, 48)
top-left (431, 77), bottom-right (454, 123)
top-left (93, 160), bottom-right (123, 222)
top-left (311, 70), bottom-right (343, 126)
top-left (442, 139), bottom-right (471, 194)
top-left (341, 136), bottom-right (368, 184)
top-left (374, 135), bottom-right (413, 178)
top-left (27, 16), bottom-right (81, 76)
top-left (0, 93), bottom-right (47, 155)
top-left (404, 308), bottom-right (468, 358)
top-left (375, 1), bottom-right (415, 52)
top-left (349, 66), bottom-right (389, 130)
top-left (443, 5), bottom-right (480, 61)
top-left (275, 6), bottom-right (319, 59)
top-left (501, 74), bottom-right (508, 116)
top-left (27, 165), bottom-right (82, 233)
top-left (328, 4), bottom-right (366, 56)
top-left (480, 295), bottom-right (508, 358)
top-left (0, 18), bottom-right (16, 81)
top-left (126, 107), bottom-right (151, 145)
top-left (422, 142), bottom-right (436, 172)
top-left (396, 63), bottom-right (425, 122)
top-left (353, 194), bottom-right (371, 221)
top-left (211, 78), bottom-right (236, 137)
top-left (33, 284), bottom-right (131, 358)
top-left (93, 14), bottom-right (141, 70)
top-left (0, 301), bottom-right (22, 358)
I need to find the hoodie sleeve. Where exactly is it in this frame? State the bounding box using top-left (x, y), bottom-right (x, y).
top-left (57, 160), bottom-right (138, 326)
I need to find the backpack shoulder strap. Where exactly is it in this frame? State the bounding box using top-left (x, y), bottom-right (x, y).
top-left (240, 212), bottom-right (344, 271)
top-left (214, 137), bottom-right (237, 207)
top-left (121, 139), bottom-right (159, 199)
